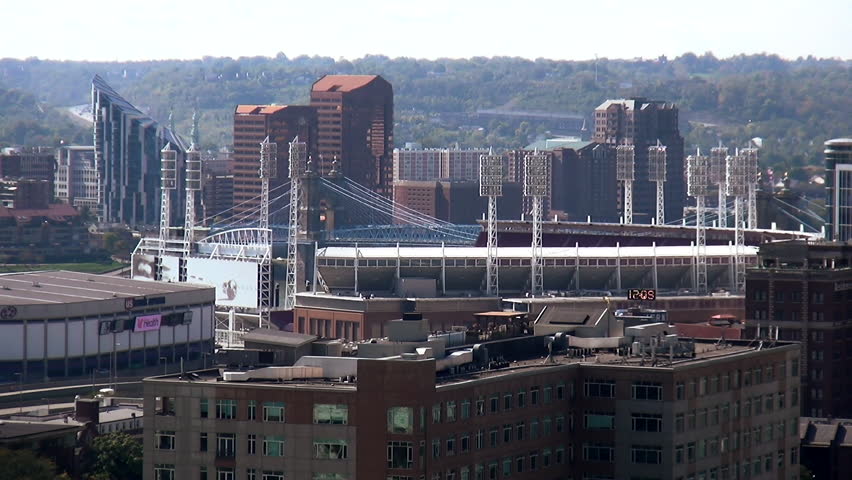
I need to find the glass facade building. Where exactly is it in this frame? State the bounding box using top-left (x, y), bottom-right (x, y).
top-left (825, 138), bottom-right (852, 242)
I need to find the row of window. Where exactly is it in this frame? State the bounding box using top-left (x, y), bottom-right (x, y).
top-left (674, 392), bottom-right (798, 433)
top-left (675, 448), bottom-right (798, 480)
top-left (386, 446), bottom-right (567, 480)
top-left (584, 380), bottom-right (662, 400)
top-left (675, 359), bottom-right (799, 400)
top-left (157, 431), bottom-right (348, 460)
top-left (196, 399), bottom-right (348, 424)
top-left (423, 417), bottom-right (567, 459)
top-left (675, 421), bottom-right (797, 464)
top-left (154, 466), bottom-right (346, 480)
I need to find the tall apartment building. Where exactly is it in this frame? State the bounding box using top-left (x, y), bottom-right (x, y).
top-left (310, 75), bottom-right (394, 197)
top-left (144, 316), bottom-right (801, 480)
top-left (745, 239), bottom-right (852, 418)
top-left (824, 138), bottom-right (852, 242)
top-left (92, 75), bottom-right (186, 226)
top-left (55, 145), bottom-right (99, 212)
top-left (393, 148), bottom-right (443, 181)
top-left (232, 105), bottom-right (317, 216)
top-left (593, 98), bottom-right (685, 223)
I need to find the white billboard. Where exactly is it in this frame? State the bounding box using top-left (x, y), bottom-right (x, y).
top-left (185, 257), bottom-right (259, 308)
top-left (131, 253), bottom-right (157, 281)
top-left (160, 255), bottom-right (181, 282)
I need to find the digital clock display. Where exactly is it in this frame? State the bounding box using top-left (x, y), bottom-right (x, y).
top-left (628, 289), bottom-right (656, 300)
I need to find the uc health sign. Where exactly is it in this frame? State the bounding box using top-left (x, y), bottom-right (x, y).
top-left (134, 314), bottom-right (162, 332)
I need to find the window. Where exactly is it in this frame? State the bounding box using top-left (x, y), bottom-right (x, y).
top-left (314, 440), bottom-right (348, 459)
top-left (247, 434), bottom-right (256, 455)
top-left (155, 464), bottom-right (175, 480)
top-left (502, 457), bottom-right (512, 477)
top-left (517, 390), bottom-right (526, 407)
top-left (476, 397), bottom-right (485, 416)
top-left (263, 436), bottom-right (284, 457)
top-left (583, 443), bottom-right (614, 462)
top-left (446, 437), bottom-right (455, 456)
top-left (516, 422), bottom-right (525, 440)
top-left (556, 416), bottom-right (565, 433)
top-left (676, 382), bottom-right (685, 400)
top-left (433, 404), bottom-right (442, 423)
top-left (503, 394), bottom-right (512, 410)
top-left (530, 419), bottom-right (539, 439)
top-left (217, 433), bottom-right (236, 457)
top-left (632, 413), bottom-right (662, 432)
top-left (675, 413), bottom-right (684, 433)
top-left (632, 446), bottom-right (662, 464)
top-left (556, 447), bottom-right (565, 465)
top-left (387, 441), bottom-right (413, 469)
top-left (556, 383), bottom-right (565, 400)
top-left (475, 429), bottom-right (484, 449)
top-left (544, 386), bottom-right (553, 404)
top-left (446, 401), bottom-right (457, 422)
top-left (200, 398), bottom-right (209, 418)
top-left (314, 404), bottom-right (348, 424)
top-left (217, 468), bottom-right (234, 480)
top-left (543, 417), bottom-right (552, 436)
top-left (156, 431), bottom-right (175, 450)
top-left (632, 382), bottom-right (662, 400)
top-left (503, 424), bottom-right (512, 443)
top-left (489, 395), bottom-right (499, 413)
top-left (585, 412), bottom-right (615, 430)
top-left (585, 380), bottom-right (615, 398)
top-left (262, 472), bottom-right (284, 480)
top-left (388, 406), bottom-right (414, 434)
top-left (313, 475), bottom-right (347, 480)
top-left (461, 400), bottom-right (471, 419)
top-left (489, 428), bottom-right (498, 447)
top-left (432, 438), bottom-right (441, 458)
top-left (247, 400), bottom-right (256, 421)
top-left (460, 467), bottom-right (470, 480)
top-left (488, 462), bottom-right (498, 480)
top-left (461, 434), bottom-right (470, 453)
top-left (543, 448), bottom-right (552, 467)
top-left (263, 402), bottom-right (285, 422)
top-left (675, 445), bottom-right (684, 464)
top-left (687, 442), bottom-right (695, 462)
top-left (531, 387), bottom-right (540, 405)
top-left (216, 399), bottom-right (237, 420)
top-left (200, 432), bottom-right (208, 452)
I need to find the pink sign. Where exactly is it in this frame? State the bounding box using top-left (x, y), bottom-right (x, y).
top-left (134, 314), bottom-right (162, 332)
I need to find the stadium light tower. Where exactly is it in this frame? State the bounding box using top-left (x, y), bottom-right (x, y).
top-left (182, 144), bottom-right (202, 258)
top-left (726, 150), bottom-right (749, 294)
top-left (284, 137), bottom-right (307, 312)
top-left (687, 151), bottom-right (711, 294)
top-left (710, 146), bottom-right (728, 227)
top-left (616, 145), bottom-right (635, 224)
top-left (258, 137), bottom-right (278, 328)
top-left (648, 142), bottom-right (667, 225)
top-left (479, 148), bottom-right (503, 296)
top-left (158, 143), bottom-right (177, 281)
top-left (524, 150), bottom-right (550, 296)
top-left (743, 148), bottom-right (760, 229)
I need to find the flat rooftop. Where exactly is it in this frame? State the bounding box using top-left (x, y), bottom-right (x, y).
top-left (0, 270), bottom-right (210, 306)
top-left (147, 338), bottom-right (792, 389)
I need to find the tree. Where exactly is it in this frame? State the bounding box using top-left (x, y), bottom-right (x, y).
top-left (0, 447), bottom-right (65, 480)
top-left (82, 432), bottom-right (142, 480)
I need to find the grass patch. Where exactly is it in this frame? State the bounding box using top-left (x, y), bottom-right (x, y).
top-left (0, 261), bottom-right (127, 274)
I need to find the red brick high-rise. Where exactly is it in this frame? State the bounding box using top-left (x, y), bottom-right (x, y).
top-left (232, 105), bottom-right (317, 216)
top-left (310, 75), bottom-right (394, 197)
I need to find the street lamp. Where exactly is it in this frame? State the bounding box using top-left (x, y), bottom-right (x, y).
top-left (159, 357), bottom-right (168, 376)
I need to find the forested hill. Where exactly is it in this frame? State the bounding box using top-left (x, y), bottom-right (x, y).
top-left (0, 53), bottom-right (849, 173)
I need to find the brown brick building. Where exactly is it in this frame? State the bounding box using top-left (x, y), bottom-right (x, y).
top-left (310, 75), bottom-right (394, 197)
top-left (143, 333), bottom-right (801, 480)
top-left (745, 240), bottom-right (852, 418)
top-left (232, 105), bottom-right (318, 216)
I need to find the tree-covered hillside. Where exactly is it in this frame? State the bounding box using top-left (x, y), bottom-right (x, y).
top-left (0, 53), bottom-right (848, 173)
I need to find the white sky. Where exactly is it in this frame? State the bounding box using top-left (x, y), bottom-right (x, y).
top-left (2, 0), bottom-right (849, 61)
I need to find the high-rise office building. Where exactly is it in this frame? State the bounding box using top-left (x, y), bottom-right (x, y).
top-left (232, 105), bottom-right (317, 217)
top-left (593, 98), bottom-right (685, 223)
top-left (550, 142), bottom-right (618, 223)
top-left (825, 138), bottom-right (852, 242)
top-left (310, 75), bottom-right (394, 196)
top-left (55, 145), bottom-right (99, 212)
top-left (0, 146), bottom-right (56, 192)
top-left (92, 75), bottom-right (186, 226)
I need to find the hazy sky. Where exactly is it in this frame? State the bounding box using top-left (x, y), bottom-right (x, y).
top-left (3, 0), bottom-right (849, 61)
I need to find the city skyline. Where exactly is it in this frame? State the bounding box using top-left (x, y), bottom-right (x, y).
top-left (2, 0), bottom-right (850, 62)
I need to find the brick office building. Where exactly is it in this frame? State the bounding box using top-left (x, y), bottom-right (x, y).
top-left (745, 239), bottom-right (852, 418)
top-left (310, 75), bottom-right (394, 197)
top-left (144, 324), bottom-right (801, 480)
top-left (232, 105), bottom-right (318, 216)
